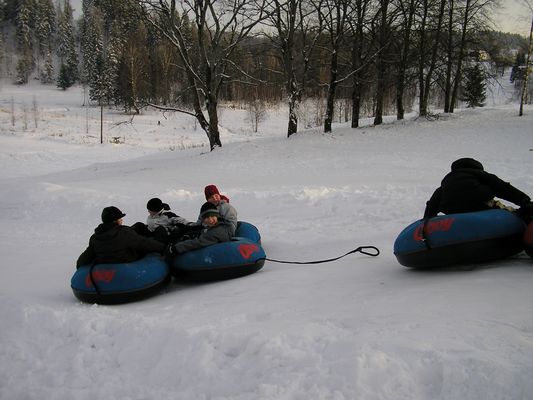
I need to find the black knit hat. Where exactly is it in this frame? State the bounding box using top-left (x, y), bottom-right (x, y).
top-left (101, 206), bottom-right (126, 223)
top-left (147, 198), bottom-right (164, 212)
top-left (200, 202), bottom-right (219, 219)
top-left (451, 157), bottom-right (484, 171)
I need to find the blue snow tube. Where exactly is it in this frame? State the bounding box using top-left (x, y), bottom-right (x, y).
top-left (170, 221), bottom-right (266, 281)
top-left (71, 253), bottom-right (171, 304)
top-left (394, 209), bottom-right (526, 268)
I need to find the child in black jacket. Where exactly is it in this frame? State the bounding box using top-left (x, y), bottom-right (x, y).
top-left (423, 158), bottom-right (533, 221)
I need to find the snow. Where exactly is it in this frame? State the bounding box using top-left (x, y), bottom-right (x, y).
top-left (1, 73), bottom-right (532, 400)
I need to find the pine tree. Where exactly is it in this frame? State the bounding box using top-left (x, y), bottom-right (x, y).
top-left (57, 0), bottom-right (78, 84)
top-left (461, 64), bottom-right (486, 108)
top-left (57, 62), bottom-right (73, 89)
top-left (15, 0), bottom-right (35, 84)
top-left (35, 0), bottom-right (56, 59)
top-left (80, 0), bottom-right (103, 86)
top-left (40, 50), bottom-right (54, 83)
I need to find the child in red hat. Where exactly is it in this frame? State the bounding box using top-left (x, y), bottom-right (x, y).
top-left (201, 185), bottom-right (238, 235)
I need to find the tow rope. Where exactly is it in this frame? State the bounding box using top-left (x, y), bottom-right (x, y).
top-left (264, 245), bottom-right (380, 265)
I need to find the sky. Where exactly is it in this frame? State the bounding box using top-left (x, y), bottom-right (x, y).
top-left (495, 0), bottom-right (532, 35)
top-left (69, 0), bottom-right (532, 36)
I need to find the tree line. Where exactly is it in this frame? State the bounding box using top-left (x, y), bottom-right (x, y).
top-left (0, 0), bottom-right (529, 149)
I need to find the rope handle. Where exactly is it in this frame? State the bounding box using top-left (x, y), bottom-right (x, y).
top-left (265, 245), bottom-right (380, 265)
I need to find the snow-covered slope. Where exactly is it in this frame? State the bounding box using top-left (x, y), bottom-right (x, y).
top-left (1, 77), bottom-right (532, 399)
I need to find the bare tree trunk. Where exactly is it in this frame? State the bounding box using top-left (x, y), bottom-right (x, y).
top-left (324, 50), bottom-right (338, 132)
top-left (520, 13), bottom-right (533, 116)
top-left (283, 34), bottom-right (300, 137)
top-left (444, 0), bottom-right (454, 113)
top-left (421, 0), bottom-right (446, 115)
top-left (396, 0), bottom-right (416, 120)
top-left (322, 0), bottom-right (348, 133)
top-left (418, 0), bottom-right (446, 116)
top-left (449, 0), bottom-right (472, 113)
top-left (350, 0), bottom-right (369, 128)
top-left (207, 96), bottom-right (222, 148)
top-left (417, 0), bottom-right (428, 116)
top-left (374, 0), bottom-right (390, 126)
top-left (269, 0), bottom-right (320, 137)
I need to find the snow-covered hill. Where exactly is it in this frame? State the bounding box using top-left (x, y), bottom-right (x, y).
top-left (1, 76), bottom-right (532, 399)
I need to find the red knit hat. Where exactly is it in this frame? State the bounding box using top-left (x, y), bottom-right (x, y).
top-left (204, 185), bottom-right (220, 200)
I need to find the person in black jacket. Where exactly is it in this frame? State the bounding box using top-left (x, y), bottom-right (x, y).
top-left (76, 206), bottom-right (166, 268)
top-left (423, 158), bottom-right (533, 221)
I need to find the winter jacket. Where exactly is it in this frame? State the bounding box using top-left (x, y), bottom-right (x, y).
top-left (196, 200), bottom-right (238, 235)
top-left (424, 168), bottom-right (531, 218)
top-left (76, 223), bottom-right (165, 268)
top-left (173, 221), bottom-right (233, 255)
top-left (147, 209), bottom-right (192, 233)
top-left (196, 199), bottom-right (237, 237)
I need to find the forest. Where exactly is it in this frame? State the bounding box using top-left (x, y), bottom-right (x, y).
top-left (0, 0), bottom-right (530, 149)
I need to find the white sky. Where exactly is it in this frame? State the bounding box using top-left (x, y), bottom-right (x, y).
top-left (69, 0), bottom-right (532, 36)
top-left (495, 0), bottom-right (532, 35)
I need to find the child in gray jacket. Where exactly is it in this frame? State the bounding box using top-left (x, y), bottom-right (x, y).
top-left (169, 202), bottom-right (233, 255)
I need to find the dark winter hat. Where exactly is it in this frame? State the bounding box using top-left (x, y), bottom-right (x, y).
top-left (147, 198), bottom-right (164, 212)
top-left (200, 202), bottom-right (219, 219)
top-left (451, 157), bottom-right (484, 171)
top-left (204, 185), bottom-right (220, 200)
top-left (101, 206), bottom-right (126, 223)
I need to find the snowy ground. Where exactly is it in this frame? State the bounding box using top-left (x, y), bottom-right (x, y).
top-left (0, 74), bottom-right (532, 400)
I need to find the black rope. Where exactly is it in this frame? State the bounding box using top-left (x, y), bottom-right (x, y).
top-left (264, 245), bottom-right (380, 265)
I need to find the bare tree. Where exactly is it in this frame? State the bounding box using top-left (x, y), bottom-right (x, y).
top-left (519, 1), bottom-right (533, 116)
top-left (264, 0), bottom-right (322, 137)
top-left (445, 0), bottom-right (496, 113)
top-left (140, 0), bottom-right (268, 150)
top-left (373, 0), bottom-right (396, 126)
top-left (313, 0), bottom-right (350, 132)
top-left (417, 0), bottom-right (447, 117)
top-left (348, 0), bottom-right (372, 128)
top-left (395, 0), bottom-right (418, 120)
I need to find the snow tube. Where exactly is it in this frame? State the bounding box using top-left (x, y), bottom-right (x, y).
top-left (524, 222), bottom-right (533, 257)
top-left (394, 209), bottom-right (526, 268)
top-left (71, 253), bottom-right (171, 304)
top-left (171, 221), bottom-right (266, 281)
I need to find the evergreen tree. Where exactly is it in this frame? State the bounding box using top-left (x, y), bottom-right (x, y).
top-left (40, 49), bottom-right (54, 83)
top-left (35, 0), bottom-right (55, 59)
top-left (57, 0), bottom-right (78, 84)
top-left (99, 23), bottom-right (124, 103)
top-left (461, 64), bottom-right (486, 108)
top-left (35, 0), bottom-right (56, 83)
top-left (80, 0), bottom-right (102, 86)
top-left (15, 0), bottom-right (35, 83)
top-left (57, 62), bottom-right (73, 89)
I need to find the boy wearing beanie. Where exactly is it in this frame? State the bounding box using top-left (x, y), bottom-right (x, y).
top-left (199, 185), bottom-right (238, 235)
top-left (168, 202), bottom-right (233, 255)
top-left (133, 198), bottom-right (197, 243)
top-left (76, 206), bottom-right (165, 268)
